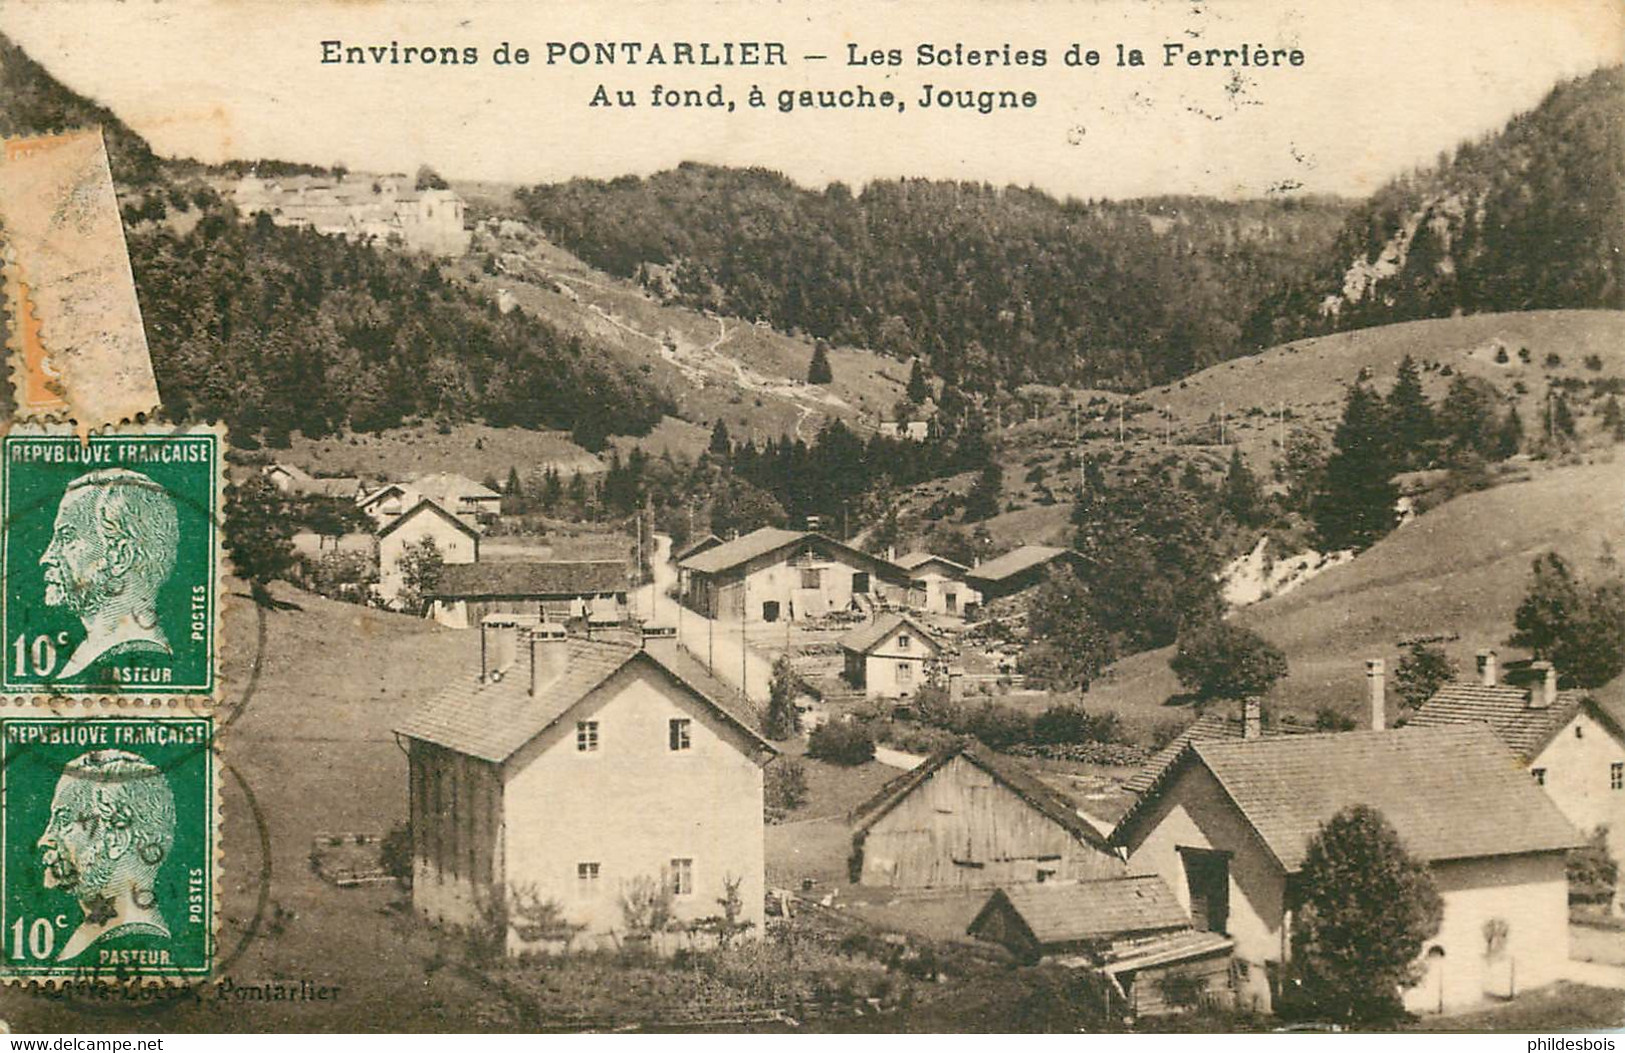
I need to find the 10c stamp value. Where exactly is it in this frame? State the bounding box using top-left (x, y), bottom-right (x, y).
top-left (0, 709), bottom-right (216, 981)
top-left (1, 424), bottom-right (222, 698)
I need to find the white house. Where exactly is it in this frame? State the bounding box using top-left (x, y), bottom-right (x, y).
top-left (678, 527), bottom-right (912, 623)
top-left (838, 612), bottom-right (942, 699)
top-left (894, 551), bottom-right (981, 618)
top-left (1111, 724), bottom-right (1581, 1014)
top-left (361, 473), bottom-right (502, 529)
top-left (376, 499), bottom-right (481, 607)
top-left (396, 621), bottom-right (775, 952)
top-left (1410, 651), bottom-right (1625, 866)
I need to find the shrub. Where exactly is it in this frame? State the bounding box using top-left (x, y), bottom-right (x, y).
top-left (765, 759), bottom-right (809, 816)
top-left (1569, 827), bottom-right (1619, 904)
top-left (964, 701), bottom-right (1032, 750)
top-left (1169, 621), bottom-right (1289, 701)
top-left (807, 720), bottom-right (876, 765)
top-left (380, 821), bottom-right (413, 886)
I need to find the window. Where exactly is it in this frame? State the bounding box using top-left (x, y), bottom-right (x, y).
top-left (1179, 848), bottom-right (1230, 934)
top-left (852, 572), bottom-right (870, 594)
top-left (576, 721), bottom-right (599, 753)
top-left (1532, 768), bottom-right (1547, 786)
top-left (897, 634), bottom-right (912, 651)
top-left (1612, 763), bottom-right (1623, 791)
top-left (669, 718), bottom-right (692, 751)
top-left (669, 857), bottom-right (694, 896)
top-left (577, 862), bottom-right (600, 893)
top-left (1577, 725), bottom-right (1586, 740)
top-left (897, 661), bottom-right (914, 686)
top-left (801, 567), bottom-right (821, 590)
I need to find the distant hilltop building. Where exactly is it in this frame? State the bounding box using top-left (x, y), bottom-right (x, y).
top-left (231, 172), bottom-right (471, 257)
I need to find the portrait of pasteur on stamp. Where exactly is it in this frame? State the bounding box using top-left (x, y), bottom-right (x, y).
top-left (0, 706), bottom-right (217, 982)
top-left (1, 426), bottom-right (222, 698)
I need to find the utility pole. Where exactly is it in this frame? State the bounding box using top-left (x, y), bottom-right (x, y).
top-left (1118, 401), bottom-right (1124, 445)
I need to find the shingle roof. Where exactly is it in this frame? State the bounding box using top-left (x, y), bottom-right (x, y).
top-left (852, 742), bottom-right (1111, 849)
top-left (976, 876), bottom-right (1190, 946)
top-left (672, 534), bottom-right (723, 563)
top-left (1123, 711), bottom-right (1315, 795)
top-left (1408, 679), bottom-right (1605, 761)
top-left (429, 561), bottom-right (627, 599)
top-left (678, 527), bottom-right (807, 574)
top-left (968, 546), bottom-right (1074, 583)
top-left (408, 471), bottom-right (502, 503)
top-left (396, 636), bottom-right (640, 762)
top-left (837, 613), bottom-right (940, 656)
top-left (396, 636), bottom-right (772, 763)
top-left (1100, 930), bottom-right (1234, 977)
top-left (640, 637), bottom-right (767, 739)
top-left (1115, 725), bottom-right (1582, 871)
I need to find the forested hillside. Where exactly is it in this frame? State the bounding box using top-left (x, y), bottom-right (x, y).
top-left (516, 167), bottom-right (1350, 391)
top-left (1248, 65), bottom-right (1625, 347)
top-left (0, 32), bottom-right (670, 449)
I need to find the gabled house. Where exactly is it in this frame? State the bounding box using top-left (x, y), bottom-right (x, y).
top-left (376, 499), bottom-right (481, 608)
top-left (360, 473), bottom-right (503, 528)
top-left (677, 527), bottom-right (912, 623)
top-left (850, 741), bottom-right (1125, 890)
top-left (838, 613), bottom-right (942, 699)
top-left (1111, 725), bottom-right (1582, 1014)
top-left (1410, 650), bottom-right (1625, 863)
top-left (966, 545), bottom-right (1086, 602)
top-left (895, 552), bottom-right (982, 618)
top-left (395, 621), bottom-right (775, 951)
top-left (427, 561), bottom-right (629, 628)
top-left (263, 463), bottom-right (363, 500)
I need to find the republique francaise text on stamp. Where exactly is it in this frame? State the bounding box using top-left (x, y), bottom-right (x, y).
top-left (0, 707), bottom-right (216, 981)
top-left (1, 424), bottom-right (222, 698)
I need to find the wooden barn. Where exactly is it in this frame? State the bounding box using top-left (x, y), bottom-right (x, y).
top-left (968, 876), bottom-right (1233, 1015)
top-left (849, 742), bottom-right (1124, 889)
top-left (427, 561), bottom-right (629, 628)
top-left (965, 545), bottom-right (1086, 602)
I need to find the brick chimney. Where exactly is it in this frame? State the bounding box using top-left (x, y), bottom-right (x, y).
top-left (480, 614), bottom-right (520, 682)
top-left (528, 623), bottom-right (569, 697)
top-left (1529, 660), bottom-right (1558, 709)
top-left (1476, 648), bottom-right (1499, 688)
top-left (1242, 697), bottom-right (1263, 741)
top-left (1366, 658), bottom-right (1386, 730)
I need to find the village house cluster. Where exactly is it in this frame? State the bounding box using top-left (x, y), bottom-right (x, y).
top-left (304, 470), bottom-right (1621, 1019)
top-left (230, 172), bottom-right (472, 256)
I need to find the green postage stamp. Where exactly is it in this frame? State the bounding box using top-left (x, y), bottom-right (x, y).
top-left (1, 424), bottom-right (222, 697)
top-left (0, 708), bottom-right (216, 980)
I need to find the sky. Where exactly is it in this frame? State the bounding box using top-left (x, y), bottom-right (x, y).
top-left (2, 0), bottom-right (1620, 201)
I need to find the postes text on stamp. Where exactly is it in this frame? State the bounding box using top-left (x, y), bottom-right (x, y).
top-left (2, 424), bottom-right (222, 697)
top-left (0, 708), bottom-right (216, 980)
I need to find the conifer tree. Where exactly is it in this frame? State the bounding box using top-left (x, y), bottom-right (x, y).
top-left (807, 340), bottom-right (833, 385)
top-left (1220, 448), bottom-right (1264, 526)
top-left (1312, 383), bottom-right (1399, 552)
top-left (1385, 355), bottom-right (1434, 469)
top-left (906, 358), bottom-right (931, 404)
top-left (1495, 406), bottom-right (1524, 460)
top-left (708, 419), bottom-right (732, 457)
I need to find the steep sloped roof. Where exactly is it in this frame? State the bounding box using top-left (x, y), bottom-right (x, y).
top-left (1123, 711), bottom-right (1316, 795)
top-left (837, 613), bottom-right (940, 656)
top-left (852, 742), bottom-right (1111, 850)
top-left (974, 876), bottom-right (1189, 946)
top-left (1114, 725), bottom-right (1582, 872)
top-left (377, 498), bottom-right (480, 541)
top-left (428, 560), bottom-right (627, 598)
top-left (1408, 678), bottom-right (1607, 761)
top-left (396, 636), bottom-right (772, 763)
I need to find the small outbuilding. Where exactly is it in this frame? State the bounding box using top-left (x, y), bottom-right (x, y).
top-left (965, 545), bottom-right (1086, 602)
top-left (838, 613), bottom-right (941, 699)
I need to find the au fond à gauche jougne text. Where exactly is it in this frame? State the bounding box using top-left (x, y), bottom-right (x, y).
top-left (319, 39), bottom-right (1309, 114)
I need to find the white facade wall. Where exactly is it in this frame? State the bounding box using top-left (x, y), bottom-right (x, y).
top-left (502, 663), bottom-right (766, 950)
top-left (378, 509), bottom-right (478, 605)
top-left (1529, 709), bottom-right (1625, 856)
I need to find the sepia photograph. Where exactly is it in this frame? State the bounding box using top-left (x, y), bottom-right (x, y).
top-left (0, 0), bottom-right (1620, 1038)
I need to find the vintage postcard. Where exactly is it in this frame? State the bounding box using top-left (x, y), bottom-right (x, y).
top-left (1, 425), bottom-right (222, 698)
top-left (0, 0), bottom-right (1621, 1038)
top-left (0, 705), bottom-right (217, 982)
